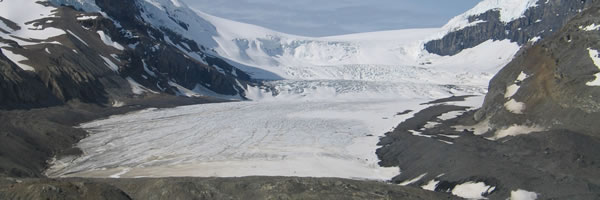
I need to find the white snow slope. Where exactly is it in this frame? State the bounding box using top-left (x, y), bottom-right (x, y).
top-left (43, 1), bottom-right (527, 198)
top-left (196, 9), bottom-right (519, 82)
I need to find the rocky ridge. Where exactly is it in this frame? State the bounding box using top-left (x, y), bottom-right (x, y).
top-left (476, 4), bottom-right (600, 137)
top-left (0, 0), bottom-right (250, 110)
top-left (426, 0), bottom-right (599, 56)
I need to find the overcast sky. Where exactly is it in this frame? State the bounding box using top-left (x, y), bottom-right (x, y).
top-left (181, 0), bottom-right (481, 37)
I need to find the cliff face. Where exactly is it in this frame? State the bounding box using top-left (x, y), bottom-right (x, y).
top-left (425, 0), bottom-right (599, 56)
top-left (0, 0), bottom-right (250, 110)
top-left (476, 5), bottom-right (600, 138)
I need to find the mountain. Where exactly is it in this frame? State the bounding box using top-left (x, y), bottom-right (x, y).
top-left (376, 2), bottom-right (600, 200)
top-left (476, 3), bottom-right (600, 138)
top-left (1, 0), bottom-right (527, 108)
top-left (2, 0), bottom-right (597, 109)
top-left (190, 9), bottom-right (516, 83)
top-left (426, 0), bottom-right (599, 55)
top-left (0, 0), bottom-right (250, 110)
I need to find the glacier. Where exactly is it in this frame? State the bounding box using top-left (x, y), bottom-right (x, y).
top-left (42, 0), bottom-right (523, 184)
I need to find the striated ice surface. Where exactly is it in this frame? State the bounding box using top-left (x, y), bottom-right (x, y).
top-left (47, 97), bottom-right (428, 179)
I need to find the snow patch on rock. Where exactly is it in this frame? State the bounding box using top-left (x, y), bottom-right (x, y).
top-left (100, 55), bottom-right (119, 72)
top-left (112, 100), bottom-right (125, 107)
top-left (586, 48), bottom-right (600, 86)
top-left (505, 99), bottom-right (526, 114)
top-left (97, 30), bottom-right (125, 50)
top-left (438, 110), bottom-right (465, 121)
top-left (451, 181), bottom-right (495, 199)
top-left (516, 71), bottom-right (528, 81)
top-left (399, 173), bottom-right (427, 186)
top-left (0, 48), bottom-right (35, 71)
top-left (410, 130), bottom-right (433, 138)
top-left (423, 121), bottom-right (441, 129)
top-left (77, 15), bottom-right (98, 21)
top-left (505, 84), bottom-right (521, 98)
top-left (421, 179), bottom-right (439, 191)
top-left (581, 24), bottom-right (600, 31)
top-left (491, 125), bottom-right (544, 140)
top-left (504, 71), bottom-right (529, 113)
top-left (528, 36), bottom-right (541, 44)
top-left (168, 81), bottom-right (200, 97)
top-left (142, 60), bottom-right (157, 77)
top-left (510, 189), bottom-right (539, 200)
top-left (126, 77), bottom-right (156, 95)
top-left (453, 118), bottom-right (491, 135)
top-left (67, 30), bottom-right (89, 46)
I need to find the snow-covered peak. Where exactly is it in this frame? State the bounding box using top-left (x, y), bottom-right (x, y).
top-left (47, 0), bottom-right (219, 48)
top-left (440, 0), bottom-right (539, 34)
top-left (42, 0), bottom-right (522, 84)
top-left (49, 0), bottom-right (101, 12)
top-left (138, 0), bottom-right (219, 47)
top-left (0, 0), bottom-right (67, 70)
top-left (0, 0), bottom-right (56, 27)
top-left (195, 9), bottom-right (520, 84)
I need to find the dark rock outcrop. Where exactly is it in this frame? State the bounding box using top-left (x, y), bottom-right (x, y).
top-left (0, 50), bottom-right (62, 109)
top-left (426, 0), bottom-right (599, 56)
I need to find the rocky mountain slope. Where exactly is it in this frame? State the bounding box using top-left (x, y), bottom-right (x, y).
top-left (377, 3), bottom-right (600, 200)
top-left (476, 3), bottom-right (600, 137)
top-left (426, 0), bottom-right (599, 55)
top-left (0, 0), bottom-right (250, 110)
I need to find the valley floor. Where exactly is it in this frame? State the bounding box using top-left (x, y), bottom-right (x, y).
top-left (0, 176), bottom-right (458, 200)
